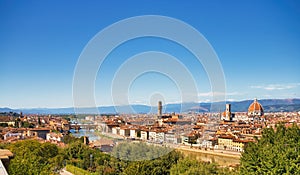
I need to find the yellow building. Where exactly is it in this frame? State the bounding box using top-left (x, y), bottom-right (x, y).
top-left (218, 135), bottom-right (235, 150)
top-left (218, 135), bottom-right (250, 152)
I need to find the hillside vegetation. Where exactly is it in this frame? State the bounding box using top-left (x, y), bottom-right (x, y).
top-left (2, 124), bottom-right (299, 174)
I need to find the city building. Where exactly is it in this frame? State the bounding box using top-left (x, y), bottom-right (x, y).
top-left (248, 98), bottom-right (264, 121)
top-left (158, 101), bottom-right (162, 117)
top-left (221, 104), bottom-right (234, 121)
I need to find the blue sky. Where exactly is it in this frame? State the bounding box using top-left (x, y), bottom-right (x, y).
top-left (0, 0), bottom-right (300, 108)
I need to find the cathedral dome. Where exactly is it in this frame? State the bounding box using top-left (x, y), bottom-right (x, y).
top-left (248, 99), bottom-right (264, 117)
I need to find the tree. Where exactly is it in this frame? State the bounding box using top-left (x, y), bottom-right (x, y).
top-left (22, 121), bottom-right (35, 128)
top-left (170, 158), bottom-right (217, 175)
top-left (188, 135), bottom-right (198, 147)
top-left (170, 157), bottom-right (238, 175)
top-left (63, 134), bottom-right (83, 144)
top-left (240, 124), bottom-right (300, 174)
top-left (0, 123), bottom-right (8, 127)
top-left (122, 150), bottom-right (183, 175)
top-left (8, 140), bottom-right (61, 175)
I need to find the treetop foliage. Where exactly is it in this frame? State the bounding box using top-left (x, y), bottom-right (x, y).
top-left (240, 123), bottom-right (300, 175)
top-left (7, 124), bottom-right (298, 175)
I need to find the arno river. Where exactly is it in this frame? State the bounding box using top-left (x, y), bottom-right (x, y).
top-left (70, 129), bottom-right (100, 141)
top-left (71, 129), bottom-right (240, 166)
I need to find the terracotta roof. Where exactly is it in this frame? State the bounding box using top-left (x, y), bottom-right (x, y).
top-left (29, 128), bottom-right (51, 131)
top-left (92, 139), bottom-right (114, 146)
top-left (193, 125), bottom-right (203, 129)
top-left (233, 139), bottom-right (253, 143)
top-left (218, 135), bottom-right (235, 139)
top-left (0, 117), bottom-right (13, 122)
top-left (222, 111), bottom-right (226, 117)
top-left (120, 126), bottom-right (131, 130)
top-left (163, 118), bottom-right (178, 122)
top-left (248, 99), bottom-right (264, 113)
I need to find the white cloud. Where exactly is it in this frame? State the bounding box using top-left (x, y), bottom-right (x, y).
top-left (197, 99), bottom-right (212, 103)
top-left (251, 83), bottom-right (300, 91)
top-left (197, 91), bottom-right (242, 97)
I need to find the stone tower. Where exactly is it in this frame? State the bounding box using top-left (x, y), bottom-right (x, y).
top-left (158, 101), bottom-right (162, 117)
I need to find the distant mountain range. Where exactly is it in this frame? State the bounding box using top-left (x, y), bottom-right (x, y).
top-left (1, 98), bottom-right (300, 115)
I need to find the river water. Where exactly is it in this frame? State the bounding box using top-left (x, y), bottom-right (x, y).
top-left (70, 129), bottom-right (240, 166)
top-left (69, 129), bottom-right (101, 141)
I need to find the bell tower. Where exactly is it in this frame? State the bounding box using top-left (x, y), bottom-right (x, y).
top-left (158, 101), bottom-right (162, 117)
top-left (225, 104), bottom-right (231, 121)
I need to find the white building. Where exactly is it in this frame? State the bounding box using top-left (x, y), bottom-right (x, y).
top-left (165, 132), bottom-right (177, 144)
top-left (140, 130), bottom-right (148, 140)
top-left (155, 131), bottom-right (165, 143)
top-left (4, 132), bottom-right (24, 140)
top-left (149, 131), bottom-right (156, 142)
top-left (129, 128), bottom-right (140, 139)
top-left (120, 127), bottom-right (130, 137)
top-left (46, 132), bottom-right (63, 142)
top-left (112, 127), bottom-right (119, 135)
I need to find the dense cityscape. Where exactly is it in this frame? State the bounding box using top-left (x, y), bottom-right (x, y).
top-left (0, 99), bottom-right (300, 174)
